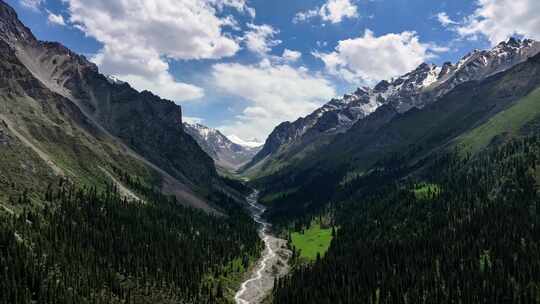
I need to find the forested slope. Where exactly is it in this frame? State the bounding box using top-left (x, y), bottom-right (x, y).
top-left (273, 134), bottom-right (540, 303)
top-left (257, 52), bottom-right (540, 226)
top-left (1, 177), bottom-right (261, 304)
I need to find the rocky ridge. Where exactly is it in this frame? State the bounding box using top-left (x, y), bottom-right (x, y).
top-left (244, 38), bottom-right (540, 174)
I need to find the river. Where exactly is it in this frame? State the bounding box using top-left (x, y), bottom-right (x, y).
top-left (234, 191), bottom-right (291, 304)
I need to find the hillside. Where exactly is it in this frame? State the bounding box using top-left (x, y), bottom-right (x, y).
top-left (274, 126), bottom-right (540, 303)
top-left (0, 2), bottom-right (264, 303)
top-left (0, 0), bottom-right (222, 212)
top-left (261, 42), bottom-right (540, 304)
top-left (256, 48), bottom-right (540, 223)
top-left (244, 38), bottom-right (540, 178)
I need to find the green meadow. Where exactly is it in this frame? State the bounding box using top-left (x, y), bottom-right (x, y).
top-left (290, 224), bottom-right (334, 261)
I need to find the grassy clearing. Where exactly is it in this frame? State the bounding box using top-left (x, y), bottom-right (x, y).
top-left (291, 224), bottom-right (334, 261)
top-left (458, 87), bottom-right (540, 153)
top-left (413, 183), bottom-right (441, 200)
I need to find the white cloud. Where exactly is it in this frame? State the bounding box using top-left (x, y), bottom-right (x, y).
top-left (63, 0), bottom-right (250, 103)
top-left (243, 23), bottom-right (281, 55)
top-left (119, 74), bottom-right (204, 102)
top-left (314, 30), bottom-right (439, 84)
top-left (457, 0), bottom-right (540, 45)
top-left (212, 60), bottom-right (336, 140)
top-left (317, 41), bottom-right (329, 48)
top-left (47, 11), bottom-right (66, 26)
top-left (293, 9), bottom-right (319, 24)
top-left (20, 0), bottom-right (43, 10)
top-left (282, 49), bottom-right (302, 62)
top-left (294, 0), bottom-right (358, 24)
top-left (436, 12), bottom-right (457, 27)
top-left (210, 0), bottom-right (255, 18)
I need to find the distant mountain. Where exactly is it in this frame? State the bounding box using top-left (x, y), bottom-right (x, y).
top-left (183, 122), bottom-right (261, 170)
top-left (227, 134), bottom-right (264, 148)
top-left (0, 0), bottom-right (224, 212)
top-left (243, 38), bottom-right (540, 176)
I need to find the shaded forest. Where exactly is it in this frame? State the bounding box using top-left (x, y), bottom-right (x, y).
top-left (273, 136), bottom-right (540, 303)
top-left (0, 175), bottom-right (260, 304)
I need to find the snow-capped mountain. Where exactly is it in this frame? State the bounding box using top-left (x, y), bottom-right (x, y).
top-left (244, 38), bottom-right (540, 173)
top-left (183, 122), bottom-right (261, 170)
top-left (227, 134), bottom-right (263, 149)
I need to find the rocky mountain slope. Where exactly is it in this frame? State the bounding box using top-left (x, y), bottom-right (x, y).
top-left (257, 49), bottom-right (540, 221)
top-left (0, 0), bottom-right (221, 212)
top-left (183, 122), bottom-right (260, 171)
top-left (244, 38), bottom-right (540, 176)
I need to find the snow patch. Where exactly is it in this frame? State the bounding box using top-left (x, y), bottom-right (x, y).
top-left (106, 75), bottom-right (126, 85)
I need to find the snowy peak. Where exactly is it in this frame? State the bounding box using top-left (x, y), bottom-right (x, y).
top-left (185, 123), bottom-right (217, 142)
top-left (319, 37), bottom-right (540, 122)
top-left (244, 38), bottom-right (540, 173)
top-left (227, 134), bottom-right (263, 148)
top-left (183, 122), bottom-right (261, 170)
top-left (106, 75), bottom-right (127, 85)
top-left (370, 37), bottom-right (540, 112)
top-left (442, 38), bottom-right (540, 85)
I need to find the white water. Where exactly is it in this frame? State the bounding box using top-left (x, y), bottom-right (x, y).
top-left (234, 191), bottom-right (290, 304)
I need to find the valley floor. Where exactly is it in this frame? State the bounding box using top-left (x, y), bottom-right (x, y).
top-left (234, 192), bottom-right (291, 304)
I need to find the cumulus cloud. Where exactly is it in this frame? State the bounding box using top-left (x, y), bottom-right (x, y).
top-left (282, 49), bottom-right (302, 62)
top-left (212, 60), bottom-right (336, 140)
top-left (436, 12), bottom-right (457, 27)
top-left (20, 0), bottom-right (43, 10)
top-left (457, 0), bottom-right (540, 45)
top-left (63, 0), bottom-right (249, 103)
top-left (243, 23), bottom-right (281, 55)
top-left (294, 0), bottom-right (358, 24)
top-left (47, 11), bottom-right (66, 26)
top-left (210, 0), bottom-right (255, 18)
top-left (313, 30), bottom-right (441, 84)
top-left (118, 74), bottom-right (204, 102)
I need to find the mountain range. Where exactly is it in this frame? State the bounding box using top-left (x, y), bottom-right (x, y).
top-left (255, 39), bottom-right (540, 222)
top-left (243, 38), bottom-right (540, 177)
top-left (262, 37), bottom-right (540, 304)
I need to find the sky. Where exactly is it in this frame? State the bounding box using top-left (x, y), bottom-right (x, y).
top-left (6, 0), bottom-right (540, 144)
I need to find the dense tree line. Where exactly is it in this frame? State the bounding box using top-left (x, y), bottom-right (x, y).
top-left (273, 136), bottom-right (540, 303)
top-left (0, 176), bottom-right (261, 304)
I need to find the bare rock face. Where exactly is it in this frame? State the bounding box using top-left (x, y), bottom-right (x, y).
top-left (244, 38), bottom-right (540, 175)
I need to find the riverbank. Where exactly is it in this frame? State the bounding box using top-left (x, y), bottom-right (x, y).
top-left (234, 191), bottom-right (291, 304)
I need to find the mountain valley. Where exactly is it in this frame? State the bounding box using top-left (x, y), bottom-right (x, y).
top-left (2, 0), bottom-right (540, 303)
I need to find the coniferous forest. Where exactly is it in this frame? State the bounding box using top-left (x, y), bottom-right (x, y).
top-left (272, 136), bottom-right (540, 303)
top-left (0, 177), bottom-right (261, 304)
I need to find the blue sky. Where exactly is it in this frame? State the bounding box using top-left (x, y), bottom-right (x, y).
top-left (6, 0), bottom-right (539, 143)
